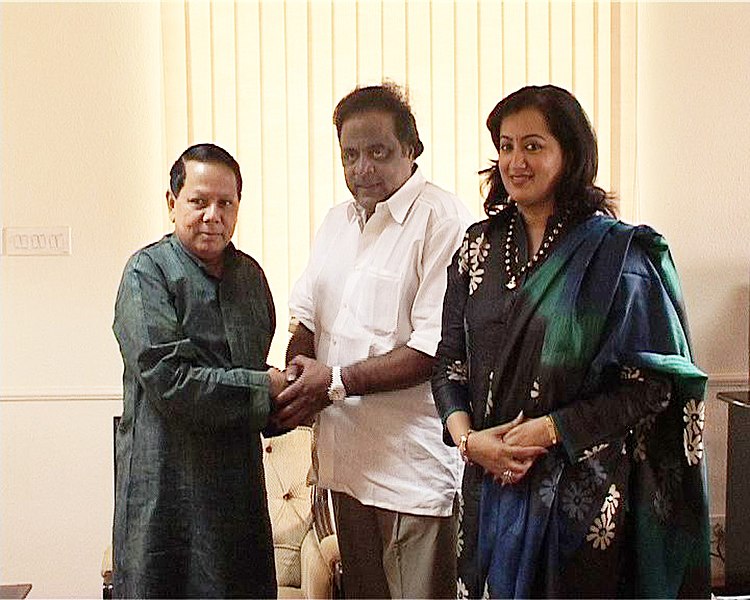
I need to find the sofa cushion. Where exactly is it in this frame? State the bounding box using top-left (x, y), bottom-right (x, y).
top-left (263, 427), bottom-right (314, 589)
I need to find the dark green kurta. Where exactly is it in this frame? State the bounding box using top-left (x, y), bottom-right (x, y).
top-left (113, 234), bottom-right (277, 598)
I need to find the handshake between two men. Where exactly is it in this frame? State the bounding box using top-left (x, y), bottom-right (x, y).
top-left (267, 355), bottom-right (333, 431)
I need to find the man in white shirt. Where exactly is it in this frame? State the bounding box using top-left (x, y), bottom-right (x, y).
top-left (274, 83), bottom-right (471, 599)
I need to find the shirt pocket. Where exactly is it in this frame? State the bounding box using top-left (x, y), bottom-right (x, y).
top-left (355, 268), bottom-right (401, 336)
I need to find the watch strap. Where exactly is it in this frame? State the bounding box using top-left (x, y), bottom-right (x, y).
top-left (328, 366), bottom-right (346, 405)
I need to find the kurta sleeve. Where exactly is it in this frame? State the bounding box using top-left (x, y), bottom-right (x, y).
top-left (113, 252), bottom-right (273, 431)
top-left (431, 230), bottom-right (472, 444)
top-left (261, 267), bottom-right (277, 370)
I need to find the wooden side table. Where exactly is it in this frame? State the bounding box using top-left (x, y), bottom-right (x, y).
top-left (717, 390), bottom-right (750, 594)
top-left (0, 584), bottom-right (32, 599)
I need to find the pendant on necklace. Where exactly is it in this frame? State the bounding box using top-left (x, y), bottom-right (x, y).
top-left (506, 277), bottom-right (517, 290)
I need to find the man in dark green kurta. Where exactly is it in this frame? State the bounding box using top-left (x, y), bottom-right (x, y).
top-left (113, 144), bottom-right (285, 598)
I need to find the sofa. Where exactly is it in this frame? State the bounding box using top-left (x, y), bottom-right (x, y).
top-left (102, 425), bottom-right (341, 599)
top-left (263, 426), bottom-right (341, 598)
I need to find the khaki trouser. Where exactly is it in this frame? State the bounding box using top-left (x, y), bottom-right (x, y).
top-left (332, 491), bottom-right (458, 599)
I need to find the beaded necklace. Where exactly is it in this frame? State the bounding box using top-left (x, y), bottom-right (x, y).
top-left (503, 210), bottom-right (565, 290)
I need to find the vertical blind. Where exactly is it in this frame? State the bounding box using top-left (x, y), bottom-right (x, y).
top-left (161, 0), bottom-right (638, 362)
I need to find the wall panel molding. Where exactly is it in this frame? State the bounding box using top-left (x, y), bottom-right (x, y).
top-left (0, 388), bottom-right (122, 403)
top-left (1, 373), bottom-right (744, 403)
top-left (706, 374), bottom-right (748, 392)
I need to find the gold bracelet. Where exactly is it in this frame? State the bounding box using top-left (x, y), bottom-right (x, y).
top-left (544, 416), bottom-right (559, 446)
top-left (458, 429), bottom-right (474, 464)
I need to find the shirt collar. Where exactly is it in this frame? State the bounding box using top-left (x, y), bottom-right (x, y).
top-left (347, 201), bottom-right (367, 227)
top-left (345, 166), bottom-right (425, 227)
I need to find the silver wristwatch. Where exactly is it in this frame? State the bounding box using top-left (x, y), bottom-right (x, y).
top-left (327, 366), bottom-right (346, 405)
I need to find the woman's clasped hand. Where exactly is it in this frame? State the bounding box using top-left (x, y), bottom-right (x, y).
top-left (463, 412), bottom-right (548, 486)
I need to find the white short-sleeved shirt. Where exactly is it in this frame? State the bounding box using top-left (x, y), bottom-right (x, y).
top-left (289, 168), bottom-right (473, 516)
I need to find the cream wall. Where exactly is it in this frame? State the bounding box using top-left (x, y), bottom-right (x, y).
top-left (636, 1), bottom-right (750, 537)
top-left (0, 3), bottom-right (162, 597)
top-left (637, 1), bottom-right (750, 380)
top-left (1, 2), bottom-right (748, 597)
top-left (0, 2), bottom-right (164, 397)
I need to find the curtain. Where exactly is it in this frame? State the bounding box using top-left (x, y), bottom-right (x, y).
top-left (161, 0), bottom-right (638, 363)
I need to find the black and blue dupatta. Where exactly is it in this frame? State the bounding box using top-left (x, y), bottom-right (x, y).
top-left (434, 213), bottom-right (710, 598)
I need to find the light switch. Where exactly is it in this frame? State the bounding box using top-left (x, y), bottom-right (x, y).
top-left (3, 227), bottom-right (72, 256)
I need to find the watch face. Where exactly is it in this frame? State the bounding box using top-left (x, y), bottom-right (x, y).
top-left (329, 387), bottom-right (346, 405)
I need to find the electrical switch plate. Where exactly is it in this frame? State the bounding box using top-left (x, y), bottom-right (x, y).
top-left (3, 226), bottom-right (72, 255)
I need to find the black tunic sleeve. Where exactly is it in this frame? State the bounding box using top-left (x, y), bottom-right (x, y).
top-left (432, 230), bottom-right (472, 445)
top-left (551, 368), bottom-right (673, 461)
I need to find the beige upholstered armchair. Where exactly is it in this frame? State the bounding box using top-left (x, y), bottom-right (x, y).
top-left (102, 424), bottom-right (341, 599)
top-left (263, 426), bottom-right (342, 598)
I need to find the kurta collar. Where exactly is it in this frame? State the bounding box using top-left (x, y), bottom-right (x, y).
top-left (345, 166), bottom-right (426, 226)
top-left (169, 233), bottom-right (237, 278)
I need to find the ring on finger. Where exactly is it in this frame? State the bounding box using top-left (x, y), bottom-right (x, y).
top-left (501, 469), bottom-right (514, 485)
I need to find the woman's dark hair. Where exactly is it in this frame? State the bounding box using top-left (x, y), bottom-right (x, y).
top-left (333, 82), bottom-right (424, 159)
top-left (170, 143), bottom-right (243, 200)
top-left (481, 85), bottom-right (616, 219)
